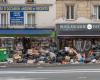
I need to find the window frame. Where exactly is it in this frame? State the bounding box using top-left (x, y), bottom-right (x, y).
top-left (65, 4), bottom-right (75, 20)
top-left (26, 12), bottom-right (36, 28)
top-left (93, 5), bottom-right (100, 20)
top-left (0, 12), bottom-right (8, 28)
top-left (0, 0), bottom-right (7, 4)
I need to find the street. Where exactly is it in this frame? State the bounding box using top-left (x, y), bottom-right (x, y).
top-left (0, 64), bottom-right (100, 80)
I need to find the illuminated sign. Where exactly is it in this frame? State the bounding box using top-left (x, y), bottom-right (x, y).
top-left (87, 24), bottom-right (92, 30)
top-left (0, 6), bottom-right (49, 11)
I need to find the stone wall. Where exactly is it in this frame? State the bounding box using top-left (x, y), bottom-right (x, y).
top-left (56, 0), bottom-right (100, 20)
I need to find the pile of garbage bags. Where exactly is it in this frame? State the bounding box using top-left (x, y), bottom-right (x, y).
top-left (7, 47), bottom-right (100, 64)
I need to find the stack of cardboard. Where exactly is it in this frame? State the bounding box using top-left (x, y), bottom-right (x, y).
top-left (27, 59), bottom-right (33, 64)
top-left (27, 49), bottom-right (33, 55)
top-left (13, 52), bottom-right (22, 63)
top-left (65, 56), bottom-right (70, 62)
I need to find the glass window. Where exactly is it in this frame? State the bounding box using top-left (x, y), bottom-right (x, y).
top-left (99, 6), bottom-right (100, 19)
top-left (93, 6), bottom-right (100, 19)
top-left (66, 5), bottom-right (74, 19)
top-left (0, 0), bottom-right (7, 3)
top-left (27, 13), bottom-right (35, 28)
top-left (66, 6), bottom-right (69, 19)
top-left (0, 13), bottom-right (8, 28)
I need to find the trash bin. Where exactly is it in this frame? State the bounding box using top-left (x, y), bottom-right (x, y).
top-left (0, 49), bottom-right (8, 62)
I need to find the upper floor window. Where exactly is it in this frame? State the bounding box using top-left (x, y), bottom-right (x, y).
top-left (0, 0), bottom-right (7, 3)
top-left (66, 5), bottom-right (74, 19)
top-left (0, 13), bottom-right (8, 28)
top-left (27, 0), bottom-right (34, 4)
top-left (26, 13), bottom-right (36, 28)
top-left (93, 6), bottom-right (100, 20)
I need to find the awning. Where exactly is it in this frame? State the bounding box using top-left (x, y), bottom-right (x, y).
top-left (0, 28), bottom-right (53, 37)
top-left (57, 31), bottom-right (100, 38)
top-left (58, 30), bottom-right (100, 36)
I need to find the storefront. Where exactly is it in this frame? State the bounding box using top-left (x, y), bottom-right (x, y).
top-left (56, 23), bottom-right (100, 57)
top-left (0, 28), bottom-right (54, 56)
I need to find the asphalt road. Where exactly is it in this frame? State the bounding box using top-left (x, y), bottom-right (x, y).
top-left (0, 64), bottom-right (100, 80)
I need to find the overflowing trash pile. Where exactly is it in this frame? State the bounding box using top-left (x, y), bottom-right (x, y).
top-left (6, 46), bottom-right (100, 64)
top-left (0, 38), bottom-right (100, 64)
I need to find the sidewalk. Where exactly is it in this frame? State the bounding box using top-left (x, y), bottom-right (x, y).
top-left (0, 63), bottom-right (66, 68)
top-left (0, 62), bottom-right (100, 68)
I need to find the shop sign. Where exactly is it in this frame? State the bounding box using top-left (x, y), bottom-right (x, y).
top-left (0, 6), bottom-right (49, 11)
top-left (10, 11), bottom-right (24, 25)
top-left (58, 24), bottom-right (100, 31)
top-left (87, 24), bottom-right (92, 30)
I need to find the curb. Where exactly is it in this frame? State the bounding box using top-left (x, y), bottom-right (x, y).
top-left (0, 63), bottom-right (100, 68)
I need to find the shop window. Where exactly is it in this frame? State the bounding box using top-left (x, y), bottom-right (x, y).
top-left (93, 6), bottom-right (100, 19)
top-left (27, 13), bottom-right (36, 28)
top-left (0, 13), bottom-right (8, 28)
top-left (2, 38), bottom-right (14, 51)
top-left (27, 0), bottom-right (34, 4)
top-left (66, 5), bottom-right (74, 19)
top-left (0, 0), bottom-right (7, 3)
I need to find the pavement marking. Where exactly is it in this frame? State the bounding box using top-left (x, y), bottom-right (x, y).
top-left (37, 67), bottom-right (43, 69)
top-left (3, 78), bottom-right (48, 80)
top-left (28, 78), bottom-right (48, 80)
top-left (1, 70), bottom-right (100, 74)
top-left (78, 77), bottom-right (88, 79)
top-left (69, 69), bottom-right (100, 70)
top-left (5, 79), bottom-right (30, 80)
top-left (0, 66), bottom-right (7, 68)
top-left (1, 69), bottom-right (100, 74)
top-left (32, 69), bottom-right (100, 71)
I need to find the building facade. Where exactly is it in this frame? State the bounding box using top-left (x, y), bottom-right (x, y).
top-left (0, 0), bottom-right (56, 54)
top-left (56, 0), bottom-right (100, 55)
top-left (0, 0), bottom-right (56, 28)
top-left (56, 0), bottom-right (100, 20)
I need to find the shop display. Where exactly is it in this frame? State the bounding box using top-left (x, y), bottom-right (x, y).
top-left (74, 40), bottom-right (92, 53)
top-left (1, 38), bottom-right (14, 51)
top-left (59, 38), bottom-right (100, 59)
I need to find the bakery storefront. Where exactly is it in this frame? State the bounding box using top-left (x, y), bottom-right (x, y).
top-left (56, 23), bottom-right (100, 56)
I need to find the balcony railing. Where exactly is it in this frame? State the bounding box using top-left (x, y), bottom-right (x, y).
top-left (0, 24), bottom-right (9, 28)
top-left (0, 24), bottom-right (36, 28)
top-left (25, 24), bottom-right (36, 28)
top-left (26, 0), bottom-right (35, 4)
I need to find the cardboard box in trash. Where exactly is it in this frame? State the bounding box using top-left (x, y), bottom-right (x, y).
top-left (65, 56), bottom-right (70, 62)
top-left (27, 60), bottom-right (34, 64)
top-left (7, 58), bottom-right (13, 63)
top-left (28, 49), bottom-right (40, 55)
top-left (13, 54), bottom-right (21, 60)
top-left (28, 49), bottom-right (33, 55)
